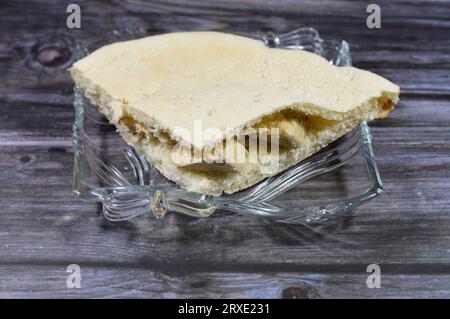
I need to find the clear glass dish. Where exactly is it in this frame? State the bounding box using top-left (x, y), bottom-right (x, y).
top-left (72, 27), bottom-right (383, 224)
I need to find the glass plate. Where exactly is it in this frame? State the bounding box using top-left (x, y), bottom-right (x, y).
top-left (72, 27), bottom-right (383, 224)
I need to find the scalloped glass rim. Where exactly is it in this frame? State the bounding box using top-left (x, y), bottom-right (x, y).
top-left (72, 27), bottom-right (383, 224)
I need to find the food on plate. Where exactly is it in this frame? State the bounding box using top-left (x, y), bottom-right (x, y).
top-left (71, 31), bottom-right (399, 195)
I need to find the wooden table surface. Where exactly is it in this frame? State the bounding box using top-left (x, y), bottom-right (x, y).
top-left (1, 0), bottom-right (450, 298)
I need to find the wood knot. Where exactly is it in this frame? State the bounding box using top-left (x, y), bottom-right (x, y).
top-left (37, 46), bottom-right (71, 67)
top-left (281, 284), bottom-right (319, 299)
top-left (30, 35), bottom-right (73, 68)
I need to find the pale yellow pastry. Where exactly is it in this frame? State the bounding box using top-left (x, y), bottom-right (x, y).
top-left (71, 31), bottom-right (399, 195)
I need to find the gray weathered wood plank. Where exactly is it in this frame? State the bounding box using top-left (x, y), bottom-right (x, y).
top-left (1, 141), bottom-right (449, 268)
top-left (1, 265), bottom-right (450, 298)
top-left (1, 96), bottom-right (450, 145)
top-left (1, 0), bottom-right (450, 298)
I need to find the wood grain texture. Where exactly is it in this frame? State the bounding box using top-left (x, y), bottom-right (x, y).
top-left (0, 0), bottom-right (450, 298)
top-left (2, 265), bottom-right (450, 298)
